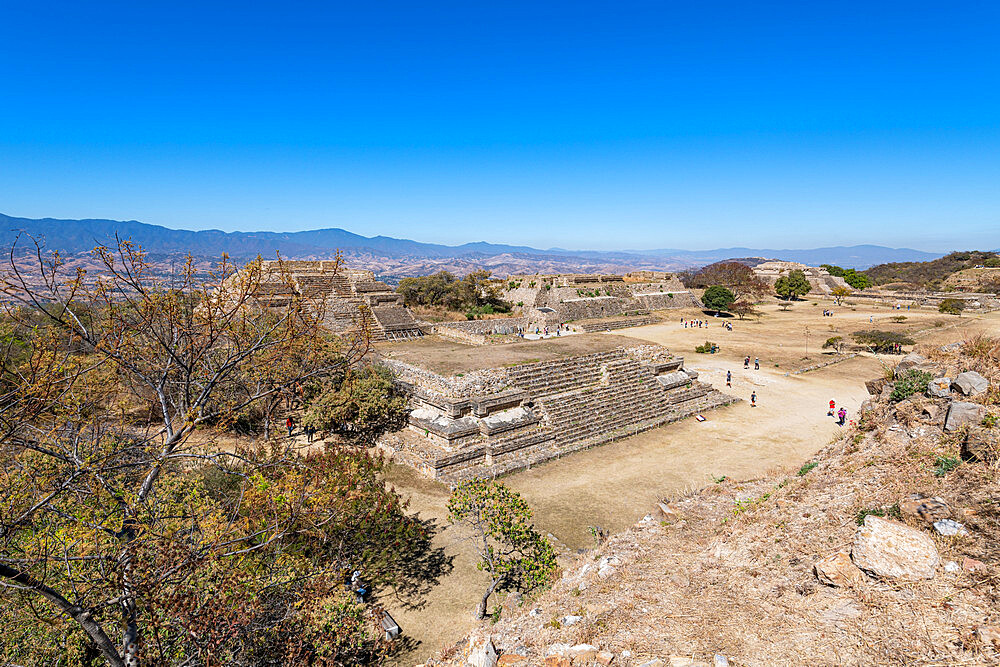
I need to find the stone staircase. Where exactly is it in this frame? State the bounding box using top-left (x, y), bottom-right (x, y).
top-left (576, 315), bottom-right (660, 333)
top-left (505, 350), bottom-right (628, 398)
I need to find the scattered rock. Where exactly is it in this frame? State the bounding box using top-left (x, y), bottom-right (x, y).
top-left (561, 615), bottom-right (583, 626)
top-left (899, 494), bottom-right (952, 524)
top-left (963, 557), bottom-right (987, 574)
top-left (921, 403), bottom-right (944, 424)
top-left (569, 645), bottom-right (598, 664)
top-left (962, 427), bottom-right (998, 462)
top-left (547, 644), bottom-right (571, 656)
top-left (944, 561), bottom-right (960, 573)
top-left (852, 516), bottom-right (940, 580)
top-left (926, 377), bottom-right (952, 398)
top-left (657, 501), bottom-right (682, 521)
top-left (529, 607), bottom-right (542, 617)
top-left (498, 656), bottom-right (526, 666)
top-left (933, 519), bottom-right (968, 536)
top-left (713, 656), bottom-right (730, 667)
top-left (544, 658), bottom-right (571, 667)
top-left (814, 551), bottom-right (865, 587)
top-left (865, 377), bottom-right (889, 396)
top-left (637, 660), bottom-right (664, 667)
top-left (954, 371), bottom-right (988, 396)
top-left (598, 565), bottom-right (617, 579)
top-left (976, 626), bottom-right (1000, 648)
top-left (944, 401), bottom-right (986, 432)
top-left (596, 651), bottom-right (615, 665)
top-left (468, 636), bottom-right (498, 667)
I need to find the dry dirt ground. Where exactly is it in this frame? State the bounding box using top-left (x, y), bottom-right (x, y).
top-left (383, 301), bottom-right (997, 665)
top-left (378, 332), bottom-right (633, 375)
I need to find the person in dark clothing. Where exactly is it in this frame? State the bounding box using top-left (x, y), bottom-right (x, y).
top-left (750, 391), bottom-right (757, 407)
top-left (286, 416), bottom-right (294, 437)
top-left (726, 370), bottom-right (732, 387)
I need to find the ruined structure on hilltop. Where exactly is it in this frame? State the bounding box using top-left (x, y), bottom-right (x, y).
top-left (252, 261), bottom-right (424, 341)
top-left (752, 261), bottom-right (849, 295)
top-left (502, 272), bottom-right (701, 332)
top-left (378, 345), bottom-right (735, 481)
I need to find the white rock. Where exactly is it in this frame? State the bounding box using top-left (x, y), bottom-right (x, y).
top-left (598, 565), bottom-right (617, 579)
top-left (562, 615), bottom-right (583, 626)
top-left (852, 515), bottom-right (940, 580)
top-left (944, 561), bottom-right (960, 573)
top-left (933, 519), bottom-right (968, 536)
top-left (926, 377), bottom-right (951, 398)
top-left (467, 635), bottom-right (498, 667)
top-left (529, 607), bottom-right (542, 617)
top-left (713, 656), bottom-right (730, 667)
top-left (546, 643), bottom-right (571, 656)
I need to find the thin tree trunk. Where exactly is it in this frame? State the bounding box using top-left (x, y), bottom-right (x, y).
top-left (477, 577), bottom-right (503, 619)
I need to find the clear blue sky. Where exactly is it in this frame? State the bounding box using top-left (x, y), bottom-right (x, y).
top-left (2, 1), bottom-right (998, 251)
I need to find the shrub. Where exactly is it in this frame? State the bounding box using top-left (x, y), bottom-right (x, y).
top-left (823, 336), bottom-right (843, 352)
top-left (933, 456), bottom-right (961, 477)
top-left (939, 298), bottom-right (966, 315)
top-left (797, 461), bottom-right (819, 476)
top-left (774, 270), bottom-right (811, 300)
top-left (694, 341), bottom-right (717, 354)
top-left (889, 369), bottom-right (933, 402)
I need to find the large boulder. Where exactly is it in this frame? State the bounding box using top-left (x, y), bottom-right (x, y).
top-left (926, 377), bottom-right (952, 398)
top-left (851, 516), bottom-right (939, 580)
top-left (954, 371), bottom-right (989, 396)
top-left (467, 635), bottom-right (498, 667)
top-left (944, 401), bottom-right (986, 432)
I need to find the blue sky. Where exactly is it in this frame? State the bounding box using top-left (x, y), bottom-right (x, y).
top-left (1, 1), bottom-right (998, 251)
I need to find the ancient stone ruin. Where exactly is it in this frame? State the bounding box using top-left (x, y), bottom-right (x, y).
top-left (751, 261), bottom-right (849, 295)
top-left (502, 272), bottom-right (701, 332)
top-left (251, 261), bottom-right (424, 341)
top-left (378, 344), bottom-right (736, 481)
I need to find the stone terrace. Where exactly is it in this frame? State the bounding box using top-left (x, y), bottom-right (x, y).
top-left (378, 344), bottom-right (736, 482)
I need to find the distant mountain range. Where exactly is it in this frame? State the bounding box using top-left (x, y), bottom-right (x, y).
top-left (0, 213), bottom-right (945, 275)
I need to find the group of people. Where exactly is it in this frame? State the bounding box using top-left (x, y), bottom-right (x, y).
top-left (886, 342), bottom-right (905, 354)
top-left (682, 318), bottom-right (709, 328)
top-left (743, 356), bottom-right (760, 370)
top-left (821, 309), bottom-right (835, 317)
top-left (828, 399), bottom-right (848, 425)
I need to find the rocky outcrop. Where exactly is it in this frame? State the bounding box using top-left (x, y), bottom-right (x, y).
top-left (954, 371), bottom-right (988, 396)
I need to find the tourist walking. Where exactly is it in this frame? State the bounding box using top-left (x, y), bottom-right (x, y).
top-left (828, 399), bottom-right (835, 416)
top-left (726, 370), bottom-right (732, 387)
top-left (754, 357), bottom-right (760, 370)
top-left (286, 415), bottom-right (294, 438)
top-left (750, 391), bottom-right (757, 407)
top-left (837, 407), bottom-right (847, 425)
top-left (744, 356), bottom-right (750, 369)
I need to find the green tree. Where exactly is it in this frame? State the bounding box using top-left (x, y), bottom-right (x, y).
top-left (842, 270), bottom-right (871, 289)
top-left (701, 285), bottom-right (736, 313)
top-left (302, 363), bottom-right (409, 444)
top-left (852, 329), bottom-right (915, 353)
top-left (447, 479), bottom-right (557, 619)
top-left (939, 298), bottom-right (966, 316)
top-left (774, 270), bottom-right (811, 300)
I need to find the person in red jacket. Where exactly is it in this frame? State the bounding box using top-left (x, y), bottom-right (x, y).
top-left (286, 416), bottom-right (294, 437)
top-left (828, 399), bottom-right (836, 416)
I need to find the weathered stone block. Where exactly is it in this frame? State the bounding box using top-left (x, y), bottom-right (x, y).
top-left (852, 516), bottom-right (939, 580)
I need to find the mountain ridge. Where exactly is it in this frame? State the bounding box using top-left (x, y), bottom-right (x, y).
top-left (0, 213), bottom-right (944, 271)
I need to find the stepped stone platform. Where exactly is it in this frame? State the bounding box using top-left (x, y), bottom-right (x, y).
top-left (250, 261), bottom-right (424, 341)
top-left (503, 272), bottom-right (701, 330)
top-left (378, 344), bottom-right (736, 482)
